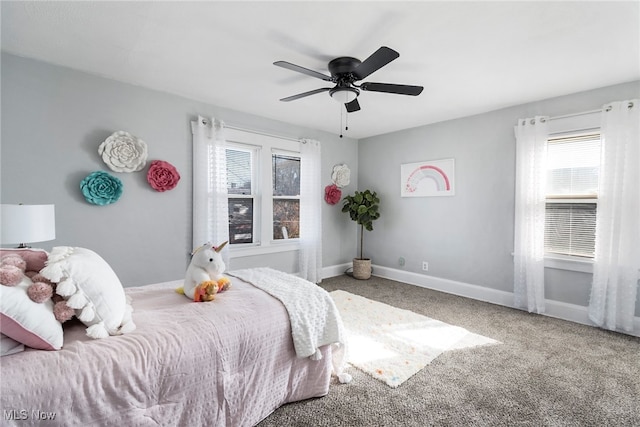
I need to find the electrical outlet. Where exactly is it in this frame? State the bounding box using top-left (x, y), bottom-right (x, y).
top-left (399, 257), bottom-right (405, 267)
top-left (422, 261), bottom-right (429, 271)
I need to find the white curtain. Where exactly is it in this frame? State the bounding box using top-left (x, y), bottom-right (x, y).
top-left (513, 116), bottom-right (549, 314)
top-left (298, 138), bottom-right (322, 283)
top-left (191, 116), bottom-right (230, 266)
top-left (588, 100), bottom-right (640, 332)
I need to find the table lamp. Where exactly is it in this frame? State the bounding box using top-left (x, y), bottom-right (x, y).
top-left (0, 204), bottom-right (56, 248)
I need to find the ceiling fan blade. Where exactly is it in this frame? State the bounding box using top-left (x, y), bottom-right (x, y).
top-left (345, 98), bottom-right (361, 113)
top-left (360, 82), bottom-right (424, 96)
top-left (274, 61), bottom-right (333, 81)
top-left (279, 87), bottom-right (331, 102)
top-left (353, 46), bottom-right (399, 80)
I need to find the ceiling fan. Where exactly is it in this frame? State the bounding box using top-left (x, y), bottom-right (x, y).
top-left (274, 46), bottom-right (423, 113)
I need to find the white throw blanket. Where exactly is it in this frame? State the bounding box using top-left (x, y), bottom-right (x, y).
top-left (229, 268), bottom-right (351, 383)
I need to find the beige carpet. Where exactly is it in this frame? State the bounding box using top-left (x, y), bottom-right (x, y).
top-left (331, 290), bottom-right (499, 388)
top-left (257, 274), bottom-right (640, 427)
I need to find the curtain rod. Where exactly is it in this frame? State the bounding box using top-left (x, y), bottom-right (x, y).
top-left (548, 108), bottom-right (602, 122)
top-left (549, 101), bottom-right (635, 122)
top-left (224, 123), bottom-right (301, 143)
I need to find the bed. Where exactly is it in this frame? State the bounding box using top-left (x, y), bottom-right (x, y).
top-left (0, 264), bottom-right (348, 426)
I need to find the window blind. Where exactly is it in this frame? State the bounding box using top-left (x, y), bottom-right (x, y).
top-left (546, 134), bottom-right (600, 197)
top-left (545, 133), bottom-right (600, 258)
top-left (544, 202), bottom-right (596, 257)
top-left (226, 148), bottom-right (252, 195)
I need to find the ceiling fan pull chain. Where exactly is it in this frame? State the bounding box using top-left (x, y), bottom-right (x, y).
top-left (339, 104), bottom-right (344, 138)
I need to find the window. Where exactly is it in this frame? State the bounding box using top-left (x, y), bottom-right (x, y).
top-left (272, 153), bottom-right (300, 240)
top-left (544, 133), bottom-right (600, 258)
top-left (223, 128), bottom-right (301, 252)
top-left (226, 147), bottom-right (255, 244)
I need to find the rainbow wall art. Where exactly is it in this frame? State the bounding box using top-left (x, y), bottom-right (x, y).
top-left (401, 158), bottom-right (455, 197)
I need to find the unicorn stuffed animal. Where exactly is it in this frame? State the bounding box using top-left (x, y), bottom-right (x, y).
top-left (182, 241), bottom-right (230, 301)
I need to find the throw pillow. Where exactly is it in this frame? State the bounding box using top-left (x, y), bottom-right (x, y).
top-left (0, 248), bottom-right (48, 273)
top-left (41, 247), bottom-right (135, 339)
top-left (0, 275), bottom-right (63, 350)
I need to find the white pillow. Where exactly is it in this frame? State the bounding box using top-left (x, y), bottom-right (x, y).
top-left (41, 247), bottom-right (135, 339)
top-left (1, 333), bottom-right (24, 356)
top-left (0, 275), bottom-right (63, 350)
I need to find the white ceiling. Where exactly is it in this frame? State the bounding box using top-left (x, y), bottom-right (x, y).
top-left (2, 1), bottom-right (639, 139)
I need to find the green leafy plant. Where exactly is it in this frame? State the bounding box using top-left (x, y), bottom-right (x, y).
top-left (341, 189), bottom-right (381, 260)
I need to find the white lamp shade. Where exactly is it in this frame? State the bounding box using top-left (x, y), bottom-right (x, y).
top-left (1, 204), bottom-right (56, 245)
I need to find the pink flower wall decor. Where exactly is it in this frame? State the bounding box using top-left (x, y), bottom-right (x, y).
top-left (324, 184), bottom-right (342, 205)
top-left (147, 160), bottom-right (181, 192)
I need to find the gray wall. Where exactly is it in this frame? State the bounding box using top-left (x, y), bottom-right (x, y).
top-left (1, 53), bottom-right (358, 286)
top-left (359, 80), bottom-right (640, 313)
top-left (3, 52), bottom-right (638, 315)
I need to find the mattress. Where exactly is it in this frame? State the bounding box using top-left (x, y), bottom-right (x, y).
top-left (0, 276), bottom-right (332, 426)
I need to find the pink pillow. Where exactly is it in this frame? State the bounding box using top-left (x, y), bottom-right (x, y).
top-left (0, 249), bottom-right (48, 272)
top-left (0, 274), bottom-right (63, 350)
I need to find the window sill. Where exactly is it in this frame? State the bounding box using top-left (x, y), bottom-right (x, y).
top-left (230, 241), bottom-right (300, 258)
top-left (544, 254), bottom-right (593, 273)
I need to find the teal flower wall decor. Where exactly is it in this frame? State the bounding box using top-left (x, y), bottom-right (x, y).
top-left (80, 171), bottom-right (123, 206)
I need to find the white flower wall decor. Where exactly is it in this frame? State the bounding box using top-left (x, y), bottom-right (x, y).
top-left (331, 164), bottom-right (351, 188)
top-left (99, 131), bottom-right (148, 173)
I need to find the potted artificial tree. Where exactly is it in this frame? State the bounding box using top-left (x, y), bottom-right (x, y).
top-left (341, 189), bottom-right (380, 280)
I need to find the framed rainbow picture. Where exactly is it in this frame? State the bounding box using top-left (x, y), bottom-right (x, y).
top-left (401, 158), bottom-right (455, 197)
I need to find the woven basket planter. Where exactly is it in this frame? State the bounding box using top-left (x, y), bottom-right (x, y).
top-left (352, 258), bottom-right (372, 280)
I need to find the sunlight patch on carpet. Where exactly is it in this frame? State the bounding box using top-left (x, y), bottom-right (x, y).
top-left (331, 290), bottom-right (500, 388)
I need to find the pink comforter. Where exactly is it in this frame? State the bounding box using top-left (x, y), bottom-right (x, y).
top-left (0, 277), bottom-right (332, 426)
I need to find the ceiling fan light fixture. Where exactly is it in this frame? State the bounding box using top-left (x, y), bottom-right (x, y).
top-left (275, 47), bottom-right (422, 112)
top-left (329, 87), bottom-right (359, 104)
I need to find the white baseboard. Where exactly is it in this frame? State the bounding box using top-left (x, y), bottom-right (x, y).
top-left (371, 265), bottom-right (515, 307)
top-left (323, 263), bottom-right (640, 338)
top-left (322, 263), bottom-right (352, 279)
